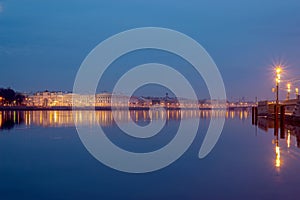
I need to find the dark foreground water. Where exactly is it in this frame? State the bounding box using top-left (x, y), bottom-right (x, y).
top-left (0, 110), bottom-right (299, 200)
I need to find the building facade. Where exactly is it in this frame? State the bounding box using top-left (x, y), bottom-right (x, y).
top-left (27, 91), bottom-right (134, 108)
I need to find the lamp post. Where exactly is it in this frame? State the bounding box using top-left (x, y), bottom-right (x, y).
top-left (275, 67), bottom-right (281, 105)
top-left (274, 66), bottom-right (282, 127)
top-left (287, 83), bottom-right (291, 100)
top-left (296, 88), bottom-right (299, 98)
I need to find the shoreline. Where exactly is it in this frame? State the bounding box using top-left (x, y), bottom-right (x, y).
top-left (0, 106), bottom-right (148, 111)
top-left (0, 106), bottom-right (233, 111)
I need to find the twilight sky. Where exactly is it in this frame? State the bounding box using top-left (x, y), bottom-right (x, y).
top-left (0, 0), bottom-right (300, 101)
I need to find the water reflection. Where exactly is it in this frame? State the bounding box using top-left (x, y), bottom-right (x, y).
top-left (256, 116), bottom-right (300, 170)
top-left (274, 132), bottom-right (281, 168)
top-left (257, 117), bottom-right (300, 148)
top-left (0, 109), bottom-right (250, 129)
top-left (0, 111), bottom-right (24, 130)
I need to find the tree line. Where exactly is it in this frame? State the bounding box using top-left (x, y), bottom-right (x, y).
top-left (0, 88), bottom-right (26, 106)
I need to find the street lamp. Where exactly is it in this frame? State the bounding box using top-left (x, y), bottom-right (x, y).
top-left (275, 66), bottom-right (281, 105)
top-left (296, 88), bottom-right (299, 97)
top-left (287, 83), bottom-right (291, 100)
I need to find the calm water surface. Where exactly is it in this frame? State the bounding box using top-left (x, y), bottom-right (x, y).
top-left (0, 110), bottom-right (299, 200)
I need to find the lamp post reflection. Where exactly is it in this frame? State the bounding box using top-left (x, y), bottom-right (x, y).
top-left (287, 130), bottom-right (291, 149)
top-left (274, 134), bottom-right (281, 169)
top-left (275, 142), bottom-right (281, 168)
top-left (274, 120), bottom-right (281, 169)
top-left (254, 116), bottom-right (300, 171)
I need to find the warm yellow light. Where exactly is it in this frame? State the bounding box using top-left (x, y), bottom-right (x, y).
top-left (287, 83), bottom-right (291, 93)
top-left (275, 146), bottom-right (281, 168)
top-left (296, 88), bottom-right (299, 94)
top-left (276, 67), bottom-right (282, 74)
top-left (287, 130), bottom-right (291, 148)
top-left (277, 74), bottom-right (281, 80)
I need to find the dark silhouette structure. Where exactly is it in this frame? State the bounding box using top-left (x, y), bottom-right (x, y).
top-left (0, 88), bottom-right (25, 106)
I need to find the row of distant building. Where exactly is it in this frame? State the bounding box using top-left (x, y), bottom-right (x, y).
top-left (0, 91), bottom-right (254, 109)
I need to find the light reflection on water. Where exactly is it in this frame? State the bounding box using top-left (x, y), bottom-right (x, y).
top-left (0, 109), bottom-right (250, 129)
top-left (1, 109), bottom-right (300, 169)
top-left (256, 117), bottom-right (300, 171)
top-left (2, 109), bottom-right (299, 167)
top-left (1, 109), bottom-right (300, 199)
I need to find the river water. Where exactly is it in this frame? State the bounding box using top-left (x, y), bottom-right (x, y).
top-left (0, 110), bottom-right (299, 200)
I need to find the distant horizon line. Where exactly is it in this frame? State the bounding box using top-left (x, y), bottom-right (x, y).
top-left (0, 86), bottom-right (276, 102)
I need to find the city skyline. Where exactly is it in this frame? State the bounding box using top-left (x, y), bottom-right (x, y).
top-left (1, 0), bottom-right (300, 100)
top-left (2, 1), bottom-right (300, 199)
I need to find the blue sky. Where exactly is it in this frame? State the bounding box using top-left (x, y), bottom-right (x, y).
top-left (0, 0), bottom-right (300, 100)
